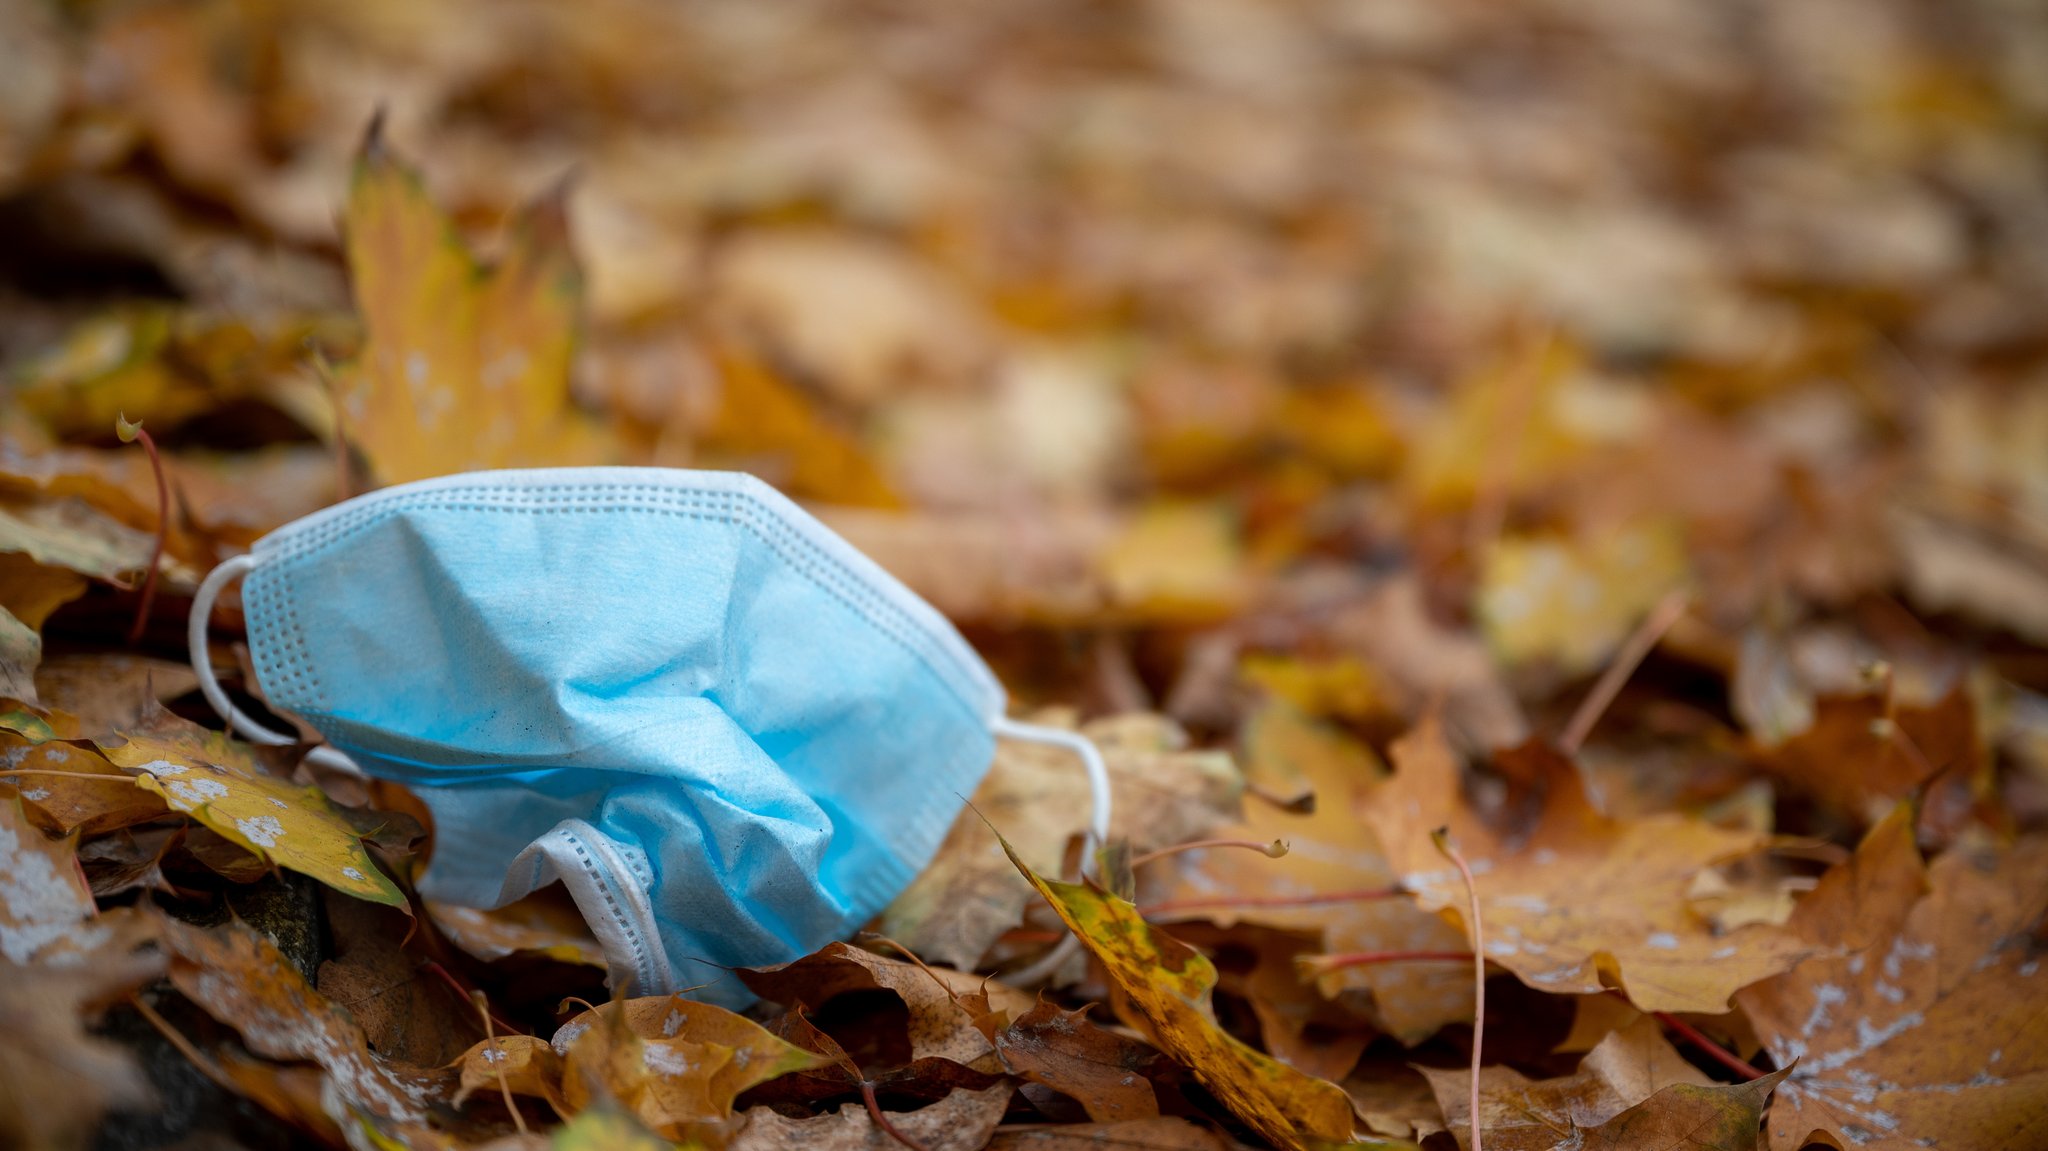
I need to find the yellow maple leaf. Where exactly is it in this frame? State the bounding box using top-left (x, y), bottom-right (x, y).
top-left (339, 126), bottom-right (612, 486)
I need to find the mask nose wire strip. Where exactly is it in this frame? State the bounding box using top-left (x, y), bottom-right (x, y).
top-left (987, 716), bottom-right (1113, 987)
top-left (190, 555), bottom-right (364, 777)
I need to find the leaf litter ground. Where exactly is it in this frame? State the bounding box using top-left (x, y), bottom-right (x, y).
top-left (0, 2), bottom-right (2045, 1150)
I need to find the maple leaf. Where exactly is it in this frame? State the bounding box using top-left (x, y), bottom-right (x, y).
top-left (1578, 1069), bottom-right (1789, 1151)
top-left (0, 796), bottom-right (96, 965)
top-left (427, 890), bottom-right (606, 969)
top-left (338, 124), bottom-right (612, 486)
top-left (1365, 715), bottom-right (1811, 1013)
top-left (453, 1033), bottom-right (565, 1112)
top-left (1000, 831), bottom-right (1357, 1151)
top-left (80, 703), bottom-right (408, 907)
top-left (973, 999), bottom-right (1163, 1123)
top-left (1417, 1016), bottom-right (1720, 1151)
top-left (1737, 807), bottom-right (2048, 1150)
top-left (550, 994), bottom-right (834, 1136)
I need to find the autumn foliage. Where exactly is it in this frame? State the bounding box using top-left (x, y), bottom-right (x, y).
top-left (1, 2), bottom-right (2046, 1151)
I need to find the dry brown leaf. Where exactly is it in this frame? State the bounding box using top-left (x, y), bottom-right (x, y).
top-left (984, 1117), bottom-right (1235, 1151)
top-left (1579, 1069), bottom-right (1787, 1151)
top-left (427, 889), bottom-right (606, 968)
top-left (1418, 1016), bottom-right (1714, 1151)
top-left (453, 1033), bottom-right (566, 1112)
top-left (730, 1082), bottom-right (1014, 1151)
top-left (156, 913), bottom-right (455, 1124)
top-left (1760, 689), bottom-right (1984, 830)
top-left (976, 1000), bottom-right (1161, 1123)
top-left (741, 940), bottom-right (1033, 1070)
top-left (1738, 808), bottom-right (2048, 1150)
top-left (0, 912), bottom-right (163, 1151)
top-left (0, 796), bottom-right (96, 964)
top-left (552, 994), bottom-right (834, 1135)
top-left (318, 893), bottom-right (477, 1066)
top-left (1367, 717), bottom-right (1810, 1013)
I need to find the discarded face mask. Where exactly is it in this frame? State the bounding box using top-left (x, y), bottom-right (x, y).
top-left (187, 467), bottom-right (1107, 1003)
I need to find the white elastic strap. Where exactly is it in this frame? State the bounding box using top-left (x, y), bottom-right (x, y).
top-left (989, 715), bottom-right (1114, 988)
top-left (989, 715), bottom-right (1113, 872)
top-left (190, 555), bottom-right (363, 779)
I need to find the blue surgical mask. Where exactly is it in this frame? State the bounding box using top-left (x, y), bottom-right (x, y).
top-left (186, 468), bottom-right (1107, 1001)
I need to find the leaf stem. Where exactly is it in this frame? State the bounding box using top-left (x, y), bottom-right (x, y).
top-left (1433, 829), bottom-right (1485, 1151)
top-left (119, 417), bottom-right (170, 647)
top-left (1651, 1009), bottom-right (1767, 1081)
top-left (1129, 837), bottom-right (1289, 868)
top-left (1298, 949), bottom-right (1475, 975)
top-left (861, 1080), bottom-right (932, 1151)
top-left (1559, 589), bottom-right (1688, 754)
top-left (1139, 886), bottom-right (1404, 919)
top-left (472, 990), bottom-right (528, 1136)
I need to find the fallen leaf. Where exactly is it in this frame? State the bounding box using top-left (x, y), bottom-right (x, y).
top-left (1342, 1062), bottom-right (1446, 1142)
top-left (553, 994), bottom-right (834, 1134)
top-left (32, 652), bottom-right (198, 730)
top-left (0, 494), bottom-right (156, 585)
top-left (884, 712), bottom-right (1239, 971)
top-left (0, 912), bottom-right (163, 1151)
top-left (338, 128), bottom-right (611, 485)
top-left (427, 889), bottom-right (606, 968)
top-left (730, 1082), bottom-right (1014, 1151)
top-left (0, 796), bottom-right (96, 963)
top-left (977, 999), bottom-right (1161, 1123)
top-left (90, 703), bottom-right (409, 906)
top-left (156, 913), bottom-right (455, 1124)
top-left (1578, 1069), bottom-right (1788, 1151)
top-left (741, 940), bottom-right (1033, 1069)
top-left (0, 725), bottom-right (170, 837)
top-left (1760, 689), bottom-right (1984, 828)
top-left (1418, 1017), bottom-right (1714, 1151)
top-left (454, 1033), bottom-right (566, 1112)
top-left (1001, 833), bottom-right (1356, 1151)
top-left (319, 892), bottom-right (478, 1066)
top-left (1153, 703), bottom-right (1473, 1044)
top-left (1737, 808), bottom-right (2048, 1150)
top-left (0, 553), bottom-right (86, 703)
top-left (549, 1105), bottom-right (683, 1151)
top-left (1476, 519), bottom-right (1690, 676)
top-left (984, 1117), bottom-right (1235, 1151)
top-left (1366, 718), bottom-right (1811, 1013)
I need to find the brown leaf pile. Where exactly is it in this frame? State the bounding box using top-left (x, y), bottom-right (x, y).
top-left (1, 2), bottom-right (2045, 1150)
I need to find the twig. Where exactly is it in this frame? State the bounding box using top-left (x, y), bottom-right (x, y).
top-left (472, 990), bottom-right (528, 1136)
top-left (861, 1079), bottom-right (932, 1151)
top-left (1653, 1009), bottom-right (1768, 1081)
top-left (1559, 589), bottom-right (1689, 754)
top-left (1129, 837), bottom-right (1288, 869)
top-left (116, 415), bottom-right (169, 647)
top-left (1139, 886), bottom-right (1403, 919)
top-left (1434, 828), bottom-right (1486, 1151)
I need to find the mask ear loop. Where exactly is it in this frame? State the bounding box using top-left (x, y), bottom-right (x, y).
top-left (190, 555), bottom-right (361, 776)
top-left (987, 715), bottom-right (1114, 986)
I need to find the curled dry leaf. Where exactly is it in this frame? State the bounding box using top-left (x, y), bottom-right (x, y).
top-left (1737, 807), bottom-right (2048, 1150)
top-left (454, 1033), bottom-right (566, 1112)
top-left (742, 939), bottom-right (1035, 1069)
top-left (1368, 716), bottom-right (1810, 1013)
top-left (1000, 832), bottom-right (1355, 1151)
top-left (984, 1117), bottom-right (1235, 1151)
top-left (428, 890), bottom-right (607, 968)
